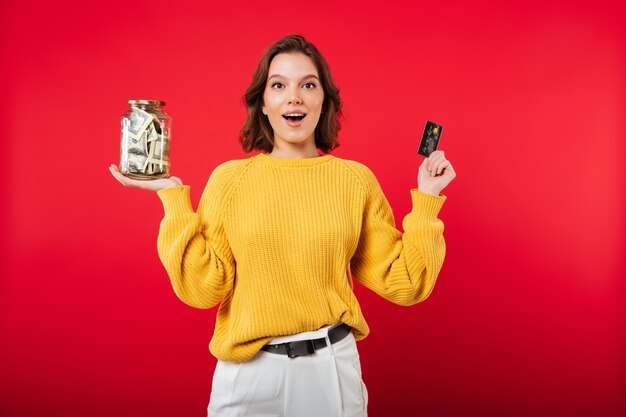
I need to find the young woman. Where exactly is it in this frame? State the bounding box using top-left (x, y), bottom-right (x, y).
top-left (110, 34), bottom-right (456, 417)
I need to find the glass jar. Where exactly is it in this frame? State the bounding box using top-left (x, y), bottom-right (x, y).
top-left (119, 99), bottom-right (171, 179)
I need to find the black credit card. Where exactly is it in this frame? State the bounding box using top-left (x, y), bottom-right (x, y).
top-left (418, 120), bottom-right (443, 157)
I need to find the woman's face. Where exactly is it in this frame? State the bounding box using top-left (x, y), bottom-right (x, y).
top-left (262, 52), bottom-right (325, 151)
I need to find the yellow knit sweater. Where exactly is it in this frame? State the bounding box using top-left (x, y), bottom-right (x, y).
top-left (156, 152), bottom-right (447, 362)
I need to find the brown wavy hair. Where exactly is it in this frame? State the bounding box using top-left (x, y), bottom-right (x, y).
top-left (239, 34), bottom-right (344, 154)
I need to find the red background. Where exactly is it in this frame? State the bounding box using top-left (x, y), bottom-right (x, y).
top-left (1, 0), bottom-right (624, 416)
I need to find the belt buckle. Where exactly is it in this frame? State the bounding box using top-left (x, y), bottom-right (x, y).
top-left (285, 340), bottom-right (316, 358)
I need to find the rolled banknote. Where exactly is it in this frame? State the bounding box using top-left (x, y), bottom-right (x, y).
top-left (128, 107), bottom-right (155, 141)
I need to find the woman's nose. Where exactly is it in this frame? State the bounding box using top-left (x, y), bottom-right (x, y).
top-left (288, 89), bottom-right (303, 104)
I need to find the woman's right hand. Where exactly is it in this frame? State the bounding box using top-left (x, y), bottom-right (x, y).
top-left (109, 164), bottom-right (184, 192)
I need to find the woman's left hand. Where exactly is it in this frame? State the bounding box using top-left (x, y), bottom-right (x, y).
top-left (417, 150), bottom-right (456, 196)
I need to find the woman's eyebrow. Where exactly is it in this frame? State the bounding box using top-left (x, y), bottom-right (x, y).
top-left (268, 74), bottom-right (320, 81)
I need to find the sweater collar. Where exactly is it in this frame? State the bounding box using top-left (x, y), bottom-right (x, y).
top-left (255, 152), bottom-right (334, 168)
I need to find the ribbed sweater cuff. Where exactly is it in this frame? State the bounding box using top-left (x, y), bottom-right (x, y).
top-left (409, 188), bottom-right (447, 220)
top-left (156, 185), bottom-right (194, 216)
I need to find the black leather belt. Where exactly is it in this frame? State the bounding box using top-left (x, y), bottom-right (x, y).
top-left (261, 323), bottom-right (352, 358)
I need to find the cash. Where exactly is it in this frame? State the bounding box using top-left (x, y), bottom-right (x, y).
top-left (120, 108), bottom-right (170, 178)
top-left (128, 107), bottom-right (154, 140)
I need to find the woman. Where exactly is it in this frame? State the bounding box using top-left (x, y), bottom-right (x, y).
top-left (110, 34), bottom-right (456, 417)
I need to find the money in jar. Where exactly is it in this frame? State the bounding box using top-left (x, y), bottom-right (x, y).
top-left (120, 99), bottom-right (172, 179)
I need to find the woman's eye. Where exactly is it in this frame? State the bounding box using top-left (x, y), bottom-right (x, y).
top-left (303, 82), bottom-right (316, 89)
top-left (271, 82), bottom-right (284, 89)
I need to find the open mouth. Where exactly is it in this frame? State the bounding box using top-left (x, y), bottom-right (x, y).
top-left (282, 114), bottom-right (307, 122)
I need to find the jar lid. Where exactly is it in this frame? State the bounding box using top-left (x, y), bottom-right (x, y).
top-left (128, 99), bottom-right (165, 107)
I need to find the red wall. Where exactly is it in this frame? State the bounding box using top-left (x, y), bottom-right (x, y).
top-left (1, 0), bottom-right (624, 416)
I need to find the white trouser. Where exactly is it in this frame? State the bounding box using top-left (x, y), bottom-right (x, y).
top-left (207, 322), bottom-right (368, 417)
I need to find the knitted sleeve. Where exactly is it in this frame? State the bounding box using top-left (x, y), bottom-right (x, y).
top-left (155, 163), bottom-right (236, 309)
top-left (350, 167), bottom-right (447, 306)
